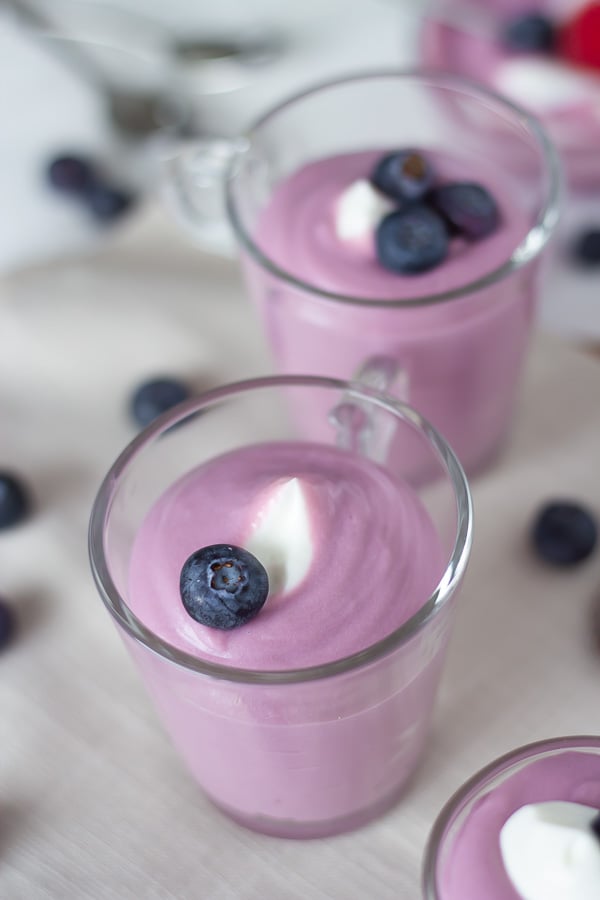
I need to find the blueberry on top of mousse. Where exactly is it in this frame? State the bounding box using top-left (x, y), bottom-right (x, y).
top-left (502, 12), bottom-right (557, 54)
top-left (0, 472), bottom-right (30, 530)
top-left (180, 544), bottom-right (269, 630)
top-left (375, 205), bottom-right (449, 274)
top-left (430, 182), bottom-right (500, 240)
top-left (371, 150), bottom-right (434, 202)
top-left (531, 501), bottom-right (597, 567)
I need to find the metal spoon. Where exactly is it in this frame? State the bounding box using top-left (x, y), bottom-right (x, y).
top-left (5, 0), bottom-right (283, 138)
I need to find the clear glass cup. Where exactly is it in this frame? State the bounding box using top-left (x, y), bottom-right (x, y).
top-left (214, 70), bottom-right (559, 476)
top-left (422, 735), bottom-right (600, 899)
top-left (420, 1), bottom-right (600, 189)
top-left (89, 374), bottom-right (472, 838)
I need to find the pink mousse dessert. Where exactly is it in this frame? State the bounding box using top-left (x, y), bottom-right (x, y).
top-left (245, 147), bottom-right (536, 474)
top-left (422, 0), bottom-right (600, 186)
top-left (124, 434), bottom-right (454, 837)
top-left (423, 737), bottom-right (600, 899)
top-left (128, 442), bottom-right (444, 668)
top-left (90, 376), bottom-right (472, 839)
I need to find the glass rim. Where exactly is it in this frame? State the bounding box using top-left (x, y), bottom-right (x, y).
top-left (225, 67), bottom-right (561, 309)
top-left (88, 373), bottom-right (472, 685)
top-left (421, 734), bottom-right (600, 899)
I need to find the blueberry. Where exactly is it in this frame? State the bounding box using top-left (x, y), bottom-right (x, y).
top-left (180, 544), bottom-right (269, 630)
top-left (0, 599), bottom-right (16, 650)
top-left (502, 12), bottom-right (556, 53)
top-left (572, 228), bottom-right (600, 267)
top-left (131, 378), bottom-right (191, 428)
top-left (430, 182), bottom-right (500, 240)
top-left (371, 150), bottom-right (434, 202)
top-left (375, 206), bottom-right (449, 274)
top-left (532, 501), bottom-right (597, 567)
top-left (0, 473), bottom-right (29, 530)
top-left (47, 154), bottom-right (94, 193)
top-left (85, 183), bottom-right (135, 223)
top-left (592, 812), bottom-right (600, 842)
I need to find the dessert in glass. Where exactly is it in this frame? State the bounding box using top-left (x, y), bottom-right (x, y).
top-left (422, 0), bottom-right (600, 187)
top-left (218, 71), bottom-right (560, 475)
top-left (89, 374), bottom-right (471, 838)
top-left (423, 735), bottom-right (600, 899)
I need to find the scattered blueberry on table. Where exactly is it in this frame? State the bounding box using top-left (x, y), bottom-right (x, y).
top-left (46, 152), bottom-right (136, 225)
top-left (532, 501), bottom-right (597, 567)
top-left (130, 377), bottom-right (191, 429)
top-left (571, 228), bottom-right (600, 268)
top-left (180, 544), bottom-right (269, 630)
top-left (0, 598), bottom-right (16, 651)
top-left (86, 183), bottom-right (135, 224)
top-left (47, 155), bottom-right (95, 193)
top-left (502, 12), bottom-right (556, 53)
top-left (0, 472), bottom-right (30, 530)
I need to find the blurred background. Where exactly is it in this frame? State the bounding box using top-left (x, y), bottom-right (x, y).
top-left (1, 0), bottom-right (412, 265)
top-left (2, 0), bottom-right (600, 340)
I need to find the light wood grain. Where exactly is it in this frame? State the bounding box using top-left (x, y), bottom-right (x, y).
top-left (1, 206), bottom-right (600, 899)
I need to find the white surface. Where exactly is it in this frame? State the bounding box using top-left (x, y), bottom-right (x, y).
top-left (0, 0), bottom-right (408, 272)
top-left (0, 12), bottom-right (114, 272)
top-left (1, 207), bottom-right (600, 897)
top-left (500, 802), bottom-right (600, 900)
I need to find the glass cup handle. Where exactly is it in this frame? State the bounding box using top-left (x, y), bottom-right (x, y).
top-left (330, 356), bottom-right (409, 453)
top-left (353, 355), bottom-right (408, 401)
top-left (160, 137), bottom-right (242, 256)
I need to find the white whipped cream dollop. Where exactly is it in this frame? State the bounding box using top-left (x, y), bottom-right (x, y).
top-left (245, 478), bottom-right (313, 596)
top-left (500, 801), bottom-right (600, 900)
top-left (494, 58), bottom-right (599, 112)
top-left (334, 179), bottom-right (394, 243)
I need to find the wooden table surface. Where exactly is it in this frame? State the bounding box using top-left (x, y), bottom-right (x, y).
top-left (2, 206), bottom-right (600, 899)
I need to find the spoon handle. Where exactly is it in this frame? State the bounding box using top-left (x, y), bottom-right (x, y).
top-left (5, 0), bottom-right (114, 90)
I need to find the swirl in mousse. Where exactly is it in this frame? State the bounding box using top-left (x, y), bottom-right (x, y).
top-left (129, 442), bottom-right (445, 668)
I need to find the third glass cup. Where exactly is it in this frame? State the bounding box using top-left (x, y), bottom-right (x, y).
top-left (422, 735), bottom-right (600, 899)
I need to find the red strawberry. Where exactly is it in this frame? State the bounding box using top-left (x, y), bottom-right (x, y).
top-left (558, 2), bottom-right (600, 71)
